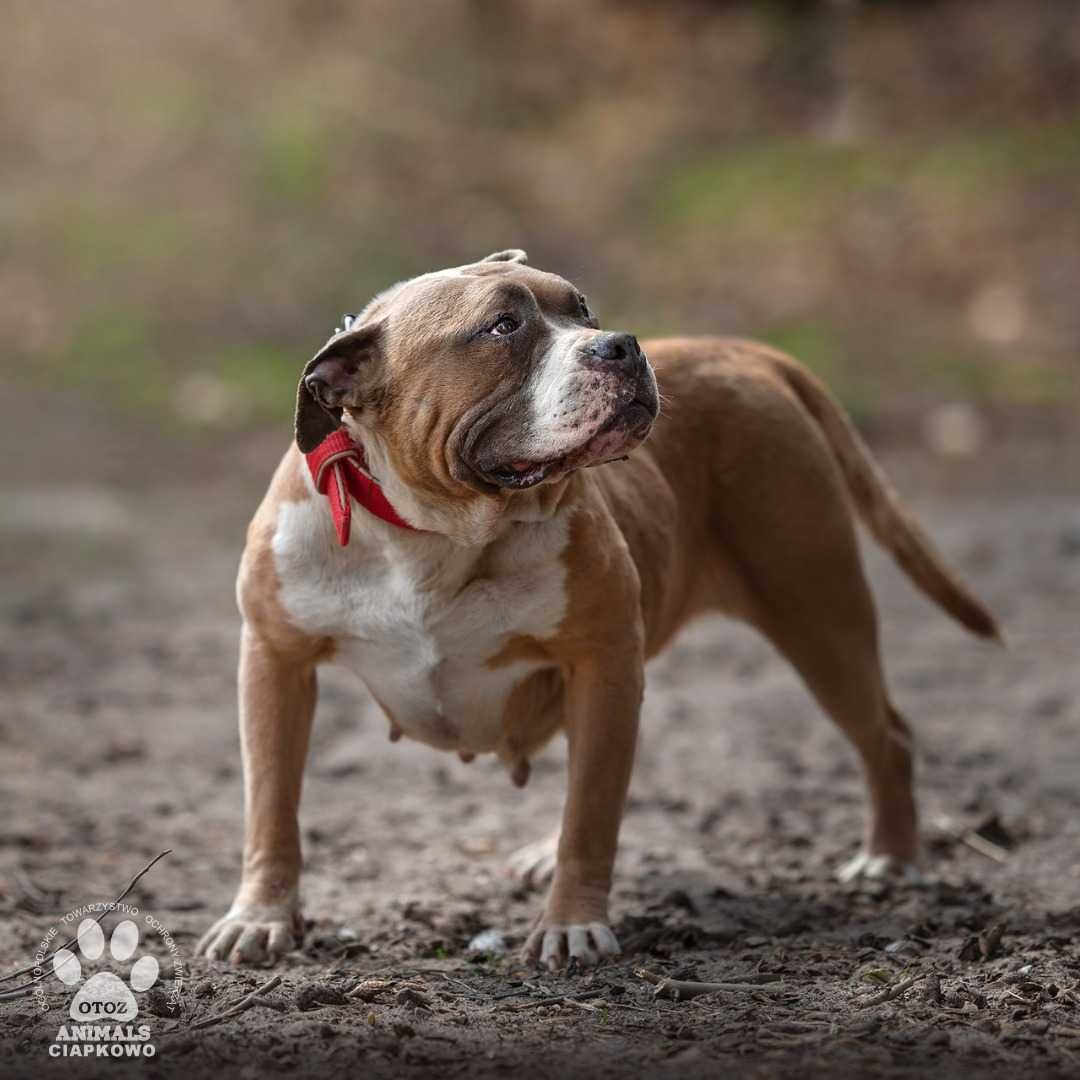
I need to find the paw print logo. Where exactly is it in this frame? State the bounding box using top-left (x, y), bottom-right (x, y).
top-left (52, 919), bottom-right (160, 1021)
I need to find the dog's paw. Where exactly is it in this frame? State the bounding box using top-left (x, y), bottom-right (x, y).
top-left (504, 832), bottom-right (558, 891)
top-left (196, 902), bottom-right (302, 966)
top-left (837, 851), bottom-right (923, 884)
top-left (522, 921), bottom-right (620, 971)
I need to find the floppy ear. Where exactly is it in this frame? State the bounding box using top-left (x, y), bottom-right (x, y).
top-left (294, 321), bottom-right (382, 453)
top-left (481, 249), bottom-right (528, 265)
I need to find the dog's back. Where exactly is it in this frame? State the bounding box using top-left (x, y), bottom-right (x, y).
top-left (592, 337), bottom-right (1000, 656)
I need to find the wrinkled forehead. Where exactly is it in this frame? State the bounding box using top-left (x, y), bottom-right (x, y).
top-left (361, 263), bottom-right (582, 337)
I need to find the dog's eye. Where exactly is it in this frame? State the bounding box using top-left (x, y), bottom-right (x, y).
top-left (487, 314), bottom-right (520, 336)
top-left (577, 293), bottom-right (597, 326)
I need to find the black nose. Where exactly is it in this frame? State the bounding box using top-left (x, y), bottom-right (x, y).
top-left (584, 332), bottom-right (645, 376)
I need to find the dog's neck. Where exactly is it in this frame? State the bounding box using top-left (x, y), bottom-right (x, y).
top-left (336, 419), bottom-right (576, 548)
top-left (305, 429), bottom-right (419, 545)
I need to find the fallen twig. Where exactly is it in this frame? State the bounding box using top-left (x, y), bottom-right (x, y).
top-left (503, 989), bottom-right (605, 1011)
top-left (427, 972), bottom-right (486, 999)
top-left (188, 975), bottom-right (282, 1031)
top-left (0, 850), bottom-right (172, 1000)
top-left (934, 815), bottom-right (1009, 863)
top-left (960, 832), bottom-right (1009, 863)
top-left (635, 969), bottom-right (785, 1000)
top-left (563, 998), bottom-right (602, 1013)
top-left (859, 972), bottom-right (926, 1007)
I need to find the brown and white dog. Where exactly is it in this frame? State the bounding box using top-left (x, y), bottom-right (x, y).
top-left (196, 250), bottom-right (999, 970)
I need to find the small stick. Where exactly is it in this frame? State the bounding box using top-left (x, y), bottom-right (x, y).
top-left (641, 969), bottom-right (778, 987)
top-left (960, 832), bottom-right (1009, 863)
top-left (932, 814), bottom-right (1009, 863)
top-left (652, 979), bottom-right (786, 1001)
top-left (188, 975), bottom-right (283, 1031)
top-left (503, 989), bottom-right (605, 1011)
top-left (859, 972), bottom-right (925, 1007)
top-left (0, 850), bottom-right (172, 999)
top-left (635, 969), bottom-right (784, 1000)
top-left (563, 998), bottom-right (602, 1013)
top-left (426, 971), bottom-right (486, 999)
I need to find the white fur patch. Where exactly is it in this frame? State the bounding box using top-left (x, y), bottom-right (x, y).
top-left (272, 458), bottom-right (570, 755)
top-left (524, 331), bottom-right (632, 461)
top-left (528, 335), bottom-right (583, 429)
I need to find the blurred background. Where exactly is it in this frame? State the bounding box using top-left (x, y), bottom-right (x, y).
top-left (3, 0), bottom-right (1079, 448)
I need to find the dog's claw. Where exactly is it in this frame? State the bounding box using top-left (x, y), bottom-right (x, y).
top-left (196, 903), bottom-right (300, 966)
top-left (522, 922), bottom-right (620, 971)
top-left (837, 851), bottom-right (923, 883)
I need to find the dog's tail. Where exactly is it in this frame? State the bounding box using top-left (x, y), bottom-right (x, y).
top-left (773, 354), bottom-right (1002, 643)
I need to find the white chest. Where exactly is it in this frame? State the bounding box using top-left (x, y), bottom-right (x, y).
top-left (270, 480), bottom-right (570, 755)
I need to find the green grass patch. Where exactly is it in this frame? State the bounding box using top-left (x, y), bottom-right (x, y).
top-left (647, 113), bottom-right (1080, 231)
top-left (41, 305), bottom-right (171, 415)
top-left (251, 108), bottom-right (335, 206)
top-left (210, 341), bottom-right (303, 424)
top-left (652, 138), bottom-right (894, 231)
top-left (912, 117), bottom-right (1080, 195)
top-left (761, 320), bottom-right (877, 420)
top-left (29, 303), bottom-right (302, 437)
top-left (906, 344), bottom-right (1074, 407)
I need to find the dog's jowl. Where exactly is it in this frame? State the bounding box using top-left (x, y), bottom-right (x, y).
top-left (196, 250), bottom-right (998, 971)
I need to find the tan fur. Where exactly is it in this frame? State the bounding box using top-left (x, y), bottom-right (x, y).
top-left (198, 261), bottom-right (997, 970)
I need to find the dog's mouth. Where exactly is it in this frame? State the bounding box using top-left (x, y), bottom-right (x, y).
top-left (484, 395), bottom-right (657, 491)
top-left (488, 458), bottom-right (564, 490)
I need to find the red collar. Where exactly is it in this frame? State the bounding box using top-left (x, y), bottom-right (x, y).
top-left (305, 430), bottom-right (417, 544)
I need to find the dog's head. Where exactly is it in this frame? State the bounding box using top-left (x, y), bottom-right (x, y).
top-left (295, 250), bottom-right (659, 537)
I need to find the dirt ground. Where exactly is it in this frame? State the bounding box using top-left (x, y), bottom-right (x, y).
top-left (1, 391), bottom-right (1078, 1079)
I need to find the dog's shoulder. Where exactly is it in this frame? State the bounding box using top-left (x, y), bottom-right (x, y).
top-left (236, 445), bottom-right (330, 656)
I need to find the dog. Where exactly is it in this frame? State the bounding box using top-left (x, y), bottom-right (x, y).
top-left (196, 249), bottom-right (999, 970)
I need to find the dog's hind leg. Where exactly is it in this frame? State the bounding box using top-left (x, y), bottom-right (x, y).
top-left (766, 611), bottom-right (920, 879)
top-left (739, 510), bottom-right (919, 879)
top-left (708, 393), bottom-right (920, 879)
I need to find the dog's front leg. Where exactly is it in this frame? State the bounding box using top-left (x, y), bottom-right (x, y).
top-left (523, 653), bottom-right (642, 970)
top-left (197, 625), bottom-right (315, 965)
